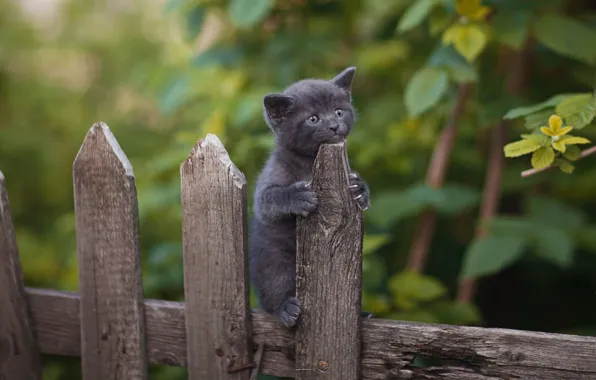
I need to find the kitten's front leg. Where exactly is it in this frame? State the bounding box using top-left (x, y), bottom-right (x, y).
top-left (348, 172), bottom-right (370, 211)
top-left (287, 180), bottom-right (319, 217)
top-left (258, 181), bottom-right (318, 221)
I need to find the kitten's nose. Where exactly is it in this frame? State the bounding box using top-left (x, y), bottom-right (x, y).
top-left (330, 124), bottom-right (339, 132)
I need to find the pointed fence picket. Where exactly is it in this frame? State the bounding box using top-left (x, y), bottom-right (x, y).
top-left (1, 121), bottom-right (596, 380)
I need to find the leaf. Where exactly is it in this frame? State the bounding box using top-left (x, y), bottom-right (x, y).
top-left (534, 13), bottom-right (596, 65)
top-left (366, 184), bottom-right (444, 227)
top-left (362, 293), bottom-right (391, 315)
top-left (435, 184), bottom-right (481, 214)
top-left (460, 235), bottom-right (526, 279)
top-left (492, 10), bottom-right (530, 49)
top-left (442, 23), bottom-right (488, 62)
top-left (524, 109), bottom-right (554, 130)
top-left (526, 195), bottom-right (587, 230)
top-left (356, 41), bottom-right (410, 71)
top-left (557, 159), bottom-right (575, 174)
top-left (575, 227), bottom-right (596, 251)
top-left (363, 255), bottom-right (388, 291)
top-left (533, 227), bottom-right (574, 268)
top-left (559, 135), bottom-right (591, 145)
top-left (429, 8), bottom-right (454, 37)
top-left (531, 147), bottom-right (555, 169)
top-left (389, 271), bottom-right (447, 310)
top-left (503, 138), bottom-right (542, 157)
top-left (455, 0), bottom-right (490, 20)
top-left (521, 133), bottom-right (550, 146)
top-left (228, 0), bottom-right (274, 28)
top-left (160, 75), bottom-right (190, 115)
top-left (563, 145), bottom-right (582, 161)
top-left (388, 310), bottom-right (439, 324)
top-left (363, 234), bottom-right (390, 256)
top-left (428, 44), bottom-right (478, 83)
top-left (503, 93), bottom-right (572, 119)
top-left (397, 0), bottom-right (439, 34)
top-left (427, 301), bottom-right (482, 325)
top-left (192, 45), bottom-right (243, 67)
top-left (555, 93), bottom-right (596, 129)
top-left (164, 0), bottom-right (190, 13)
top-left (185, 6), bottom-right (205, 39)
top-left (405, 66), bottom-right (449, 117)
top-left (487, 216), bottom-right (536, 237)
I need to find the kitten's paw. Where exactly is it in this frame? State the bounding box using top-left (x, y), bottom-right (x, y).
top-left (290, 181), bottom-right (318, 217)
top-left (278, 296), bottom-right (301, 328)
top-left (348, 172), bottom-right (370, 211)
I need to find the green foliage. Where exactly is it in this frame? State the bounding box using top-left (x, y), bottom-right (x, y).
top-left (533, 13), bottom-right (596, 65)
top-left (2, 1), bottom-right (596, 379)
top-left (460, 234), bottom-right (527, 279)
top-left (385, 270), bottom-right (482, 325)
top-left (405, 66), bottom-right (449, 117)
top-left (397, 0), bottom-right (440, 34)
top-left (367, 183), bottom-right (480, 227)
top-left (555, 94), bottom-right (596, 130)
top-left (503, 93), bottom-right (594, 172)
top-left (503, 94), bottom-right (570, 120)
top-left (228, 0), bottom-right (274, 28)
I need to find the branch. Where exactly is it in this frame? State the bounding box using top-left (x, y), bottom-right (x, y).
top-left (456, 42), bottom-right (531, 303)
top-left (521, 145), bottom-right (596, 177)
top-left (456, 121), bottom-right (505, 303)
top-left (406, 83), bottom-right (472, 273)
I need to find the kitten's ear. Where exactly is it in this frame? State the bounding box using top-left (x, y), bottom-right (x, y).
top-left (331, 66), bottom-right (356, 93)
top-left (263, 93), bottom-right (294, 125)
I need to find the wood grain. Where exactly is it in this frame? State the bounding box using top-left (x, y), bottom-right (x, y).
top-left (295, 143), bottom-right (363, 380)
top-left (72, 122), bottom-right (148, 380)
top-left (26, 288), bottom-right (596, 379)
top-left (0, 172), bottom-right (43, 380)
top-left (180, 134), bottom-right (253, 380)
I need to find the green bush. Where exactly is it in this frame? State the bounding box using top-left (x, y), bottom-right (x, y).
top-left (1, 0), bottom-right (596, 379)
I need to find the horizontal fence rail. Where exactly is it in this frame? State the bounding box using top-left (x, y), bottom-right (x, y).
top-left (26, 288), bottom-right (596, 380)
top-left (2, 121), bottom-right (596, 380)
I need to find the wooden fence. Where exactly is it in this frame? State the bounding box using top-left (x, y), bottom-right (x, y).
top-left (2, 122), bottom-right (596, 380)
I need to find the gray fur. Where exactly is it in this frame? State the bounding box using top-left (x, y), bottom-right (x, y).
top-left (249, 67), bottom-right (371, 328)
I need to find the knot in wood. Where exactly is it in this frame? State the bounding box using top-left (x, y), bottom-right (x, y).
top-left (317, 360), bottom-right (329, 372)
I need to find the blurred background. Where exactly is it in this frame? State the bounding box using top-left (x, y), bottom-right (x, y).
top-left (1, 0), bottom-right (596, 378)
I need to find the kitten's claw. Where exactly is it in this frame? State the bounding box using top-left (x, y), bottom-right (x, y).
top-left (348, 172), bottom-right (370, 211)
top-left (279, 297), bottom-right (301, 328)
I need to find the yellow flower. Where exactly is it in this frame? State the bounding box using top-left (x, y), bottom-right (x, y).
top-left (456, 0), bottom-right (491, 21)
top-left (540, 114), bottom-right (590, 153)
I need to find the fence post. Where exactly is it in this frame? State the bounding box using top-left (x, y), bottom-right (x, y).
top-left (180, 134), bottom-right (253, 380)
top-left (0, 172), bottom-right (43, 380)
top-left (296, 142), bottom-right (364, 380)
top-left (73, 122), bottom-right (148, 380)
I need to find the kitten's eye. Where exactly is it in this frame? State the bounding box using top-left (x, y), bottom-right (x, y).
top-left (307, 115), bottom-right (319, 123)
top-left (335, 109), bottom-right (344, 117)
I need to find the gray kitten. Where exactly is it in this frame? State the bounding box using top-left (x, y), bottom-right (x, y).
top-left (249, 67), bottom-right (370, 328)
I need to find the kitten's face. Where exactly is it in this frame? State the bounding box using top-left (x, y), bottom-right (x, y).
top-left (263, 67), bottom-right (357, 156)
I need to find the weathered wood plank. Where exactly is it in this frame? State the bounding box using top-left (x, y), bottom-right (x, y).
top-left (26, 288), bottom-right (596, 379)
top-left (0, 173), bottom-right (43, 380)
top-left (180, 134), bottom-right (252, 379)
top-left (295, 142), bottom-right (363, 380)
top-left (73, 122), bottom-right (148, 380)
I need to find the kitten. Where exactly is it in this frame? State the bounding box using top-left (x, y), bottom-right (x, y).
top-left (249, 67), bottom-right (371, 328)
